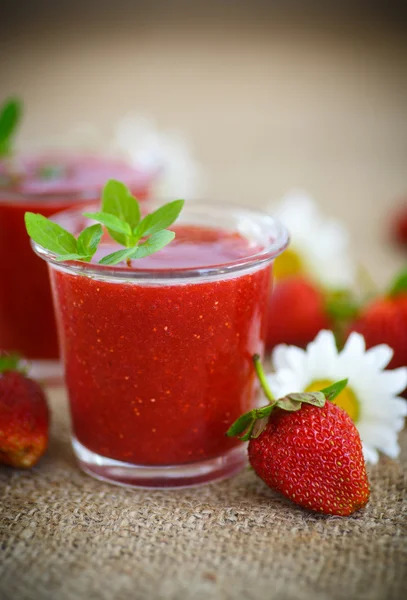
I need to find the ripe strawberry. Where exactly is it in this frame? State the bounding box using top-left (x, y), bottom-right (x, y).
top-left (348, 295), bottom-right (407, 370)
top-left (248, 401), bottom-right (369, 516)
top-left (266, 276), bottom-right (331, 350)
top-left (347, 270), bottom-right (407, 372)
top-left (227, 356), bottom-right (370, 516)
top-left (0, 354), bottom-right (49, 468)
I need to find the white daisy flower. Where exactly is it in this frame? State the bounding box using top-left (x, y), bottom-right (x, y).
top-left (269, 190), bottom-right (356, 290)
top-left (113, 114), bottom-right (206, 200)
top-left (267, 329), bottom-right (407, 464)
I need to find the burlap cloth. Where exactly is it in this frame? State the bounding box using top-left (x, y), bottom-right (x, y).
top-left (0, 387), bottom-right (406, 600)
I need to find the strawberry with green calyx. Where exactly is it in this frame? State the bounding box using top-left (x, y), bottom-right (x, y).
top-left (227, 355), bottom-right (370, 516)
top-left (0, 353), bottom-right (49, 468)
top-left (347, 268), bottom-right (407, 371)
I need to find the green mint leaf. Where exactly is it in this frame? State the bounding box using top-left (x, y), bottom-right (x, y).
top-left (320, 379), bottom-right (348, 402)
top-left (77, 224), bottom-right (103, 257)
top-left (25, 179), bottom-right (184, 266)
top-left (285, 392), bottom-right (326, 408)
top-left (54, 253), bottom-right (92, 262)
top-left (25, 212), bottom-right (78, 255)
top-left (389, 268), bottom-right (407, 297)
top-left (0, 98), bottom-right (22, 157)
top-left (132, 230), bottom-right (175, 259)
top-left (134, 199), bottom-right (184, 239)
top-left (83, 212), bottom-right (132, 239)
top-left (98, 247), bottom-right (139, 266)
top-left (102, 180), bottom-right (141, 245)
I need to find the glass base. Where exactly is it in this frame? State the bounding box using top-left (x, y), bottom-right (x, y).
top-left (72, 437), bottom-right (247, 489)
top-left (29, 359), bottom-right (63, 386)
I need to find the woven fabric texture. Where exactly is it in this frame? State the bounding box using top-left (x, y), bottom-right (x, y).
top-left (1, 388), bottom-right (406, 600)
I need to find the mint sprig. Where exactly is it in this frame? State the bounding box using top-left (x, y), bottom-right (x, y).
top-left (82, 180), bottom-right (183, 265)
top-left (25, 179), bottom-right (184, 266)
top-left (24, 213), bottom-right (102, 262)
top-left (0, 98), bottom-right (22, 158)
top-left (100, 179), bottom-right (141, 245)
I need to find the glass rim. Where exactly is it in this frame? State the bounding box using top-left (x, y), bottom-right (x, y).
top-left (0, 187), bottom-right (96, 205)
top-left (0, 152), bottom-right (152, 204)
top-left (31, 200), bottom-right (289, 282)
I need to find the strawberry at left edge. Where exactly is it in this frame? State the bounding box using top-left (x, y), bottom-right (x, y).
top-left (0, 354), bottom-right (49, 468)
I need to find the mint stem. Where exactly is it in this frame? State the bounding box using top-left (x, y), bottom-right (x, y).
top-left (253, 354), bottom-right (275, 402)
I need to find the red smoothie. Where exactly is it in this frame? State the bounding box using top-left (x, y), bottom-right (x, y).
top-left (34, 201), bottom-right (288, 486)
top-left (51, 226), bottom-right (271, 466)
top-left (0, 155), bottom-right (150, 362)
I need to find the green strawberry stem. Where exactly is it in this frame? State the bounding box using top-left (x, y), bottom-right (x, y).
top-left (227, 354), bottom-right (348, 441)
top-left (252, 354), bottom-right (275, 401)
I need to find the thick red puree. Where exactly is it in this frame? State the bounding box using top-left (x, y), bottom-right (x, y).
top-left (0, 155), bottom-right (150, 359)
top-left (51, 226), bottom-right (272, 465)
top-left (0, 195), bottom-right (85, 358)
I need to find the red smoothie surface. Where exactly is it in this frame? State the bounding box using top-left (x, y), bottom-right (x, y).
top-left (0, 155), bottom-right (150, 359)
top-left (50, 225), bottom-right (272, 465)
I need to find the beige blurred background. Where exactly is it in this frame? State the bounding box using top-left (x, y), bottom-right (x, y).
top-left (1, 0), bottom-right (406, 284)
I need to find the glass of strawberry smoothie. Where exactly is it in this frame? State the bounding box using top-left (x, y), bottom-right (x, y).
top-left (0, 154), bottom-right (151, 382)
top-left (32, 201), bottom-right (288, 487)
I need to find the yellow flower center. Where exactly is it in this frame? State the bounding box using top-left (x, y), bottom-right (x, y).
top-left (273, 248), bottom-right (303, 280)
top-left (305, 379), bottom-right (360, 422)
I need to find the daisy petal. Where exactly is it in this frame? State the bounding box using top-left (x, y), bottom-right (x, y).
top-left (306, 330), bottom-right (337, 378)
top-left (282, 346), bottom-right (307, 374)
top-left (269, 191), bottom-right (356, 289)
top-left (266, 369), bottom-right (303, 398)
top-left (362, 443), bottom-right (379, 465)
top-left (358, 422), bottom-right (401, 460)
top-left (272, 344), bottom-right (291, 371)
top-left (365, 344), bottom-right (394, 370)
top-left (342, 332), bottom-right (366, 358)
top-left (267, 328), bottom-right (406, 468)
top-left (379, 368), bottom-right (407, 396)
top-left (394, 397), bottom-right (407, 415)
